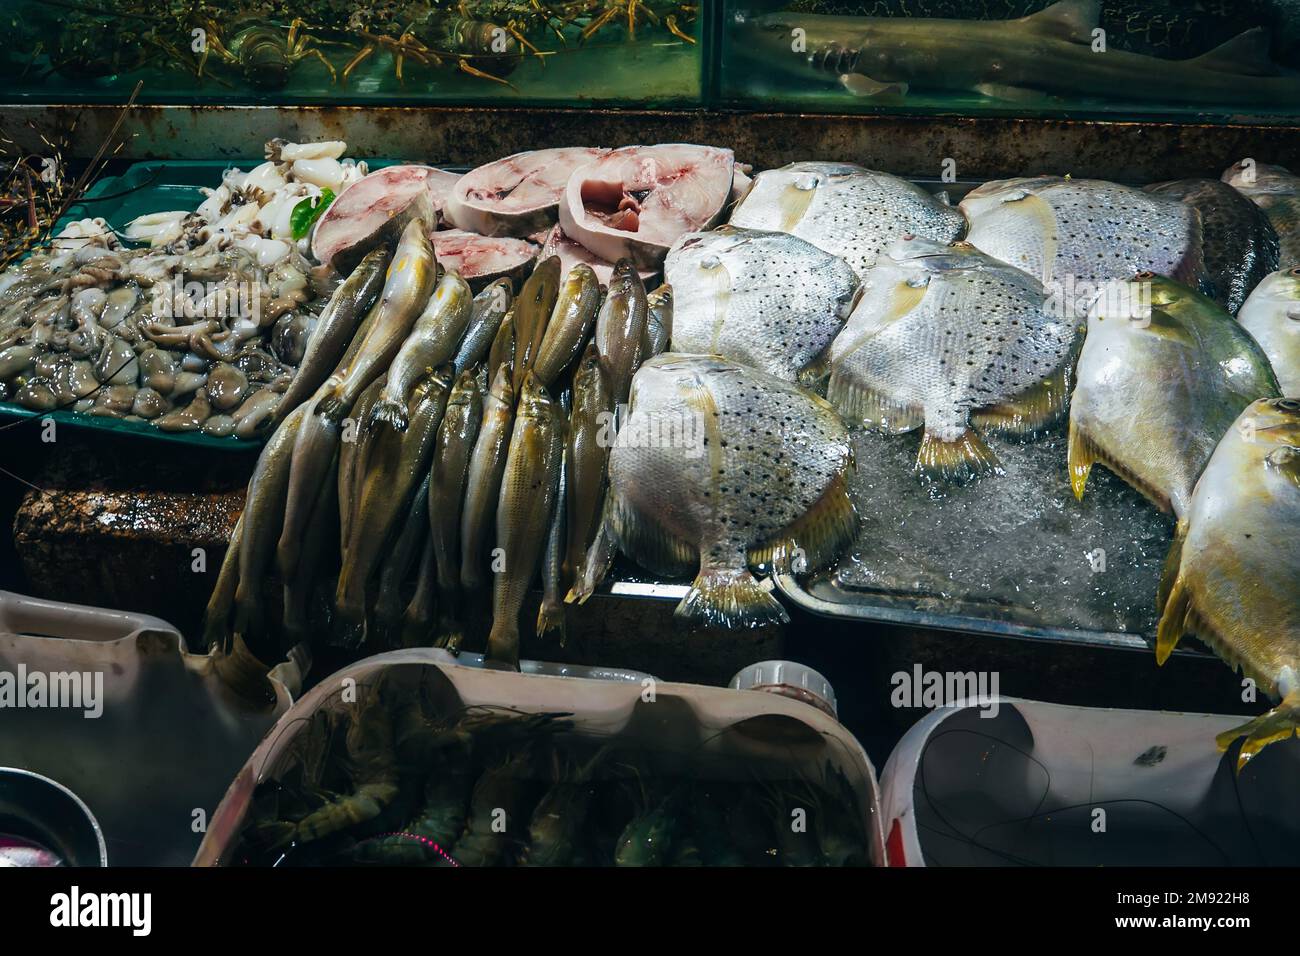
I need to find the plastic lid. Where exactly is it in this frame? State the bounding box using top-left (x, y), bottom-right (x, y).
top-left (729, 660), bottom-right (838, 718)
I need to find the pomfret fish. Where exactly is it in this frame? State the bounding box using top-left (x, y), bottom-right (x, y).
top-left (665, 226), bottom-right (860, 384)
top-left (1223, 160), bottom-right (1300, 267)
top-left (1146, 178), bottom-right (1280, 314)
top-left (1238, 267), bottom-right (1300, 395)
top-left (962, 176), bottom-right (1207, 290)
top-left (827, 238), bottom-right (1079, 481)
top-left (607, 354), bottom-right (858, 628)
top-left (729, 162), bottom-right (965, 277)
top-left (488, 373), bottom-right (564, 668)
top-left (1157, 398), bottom-right (1300, 769)
top-left (1069, 274), bottom-right (1280, 517)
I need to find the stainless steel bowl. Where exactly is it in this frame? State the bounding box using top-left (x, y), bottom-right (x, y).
top-left (0, 768), bottom-right (107, 867)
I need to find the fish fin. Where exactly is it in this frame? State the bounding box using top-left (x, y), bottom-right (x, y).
top-left (750, 471), bottom-right (858, 575)
top-left (1142, 307), bottom-right (1197, 346)
top-left (368, 397), bottom-right (410, 433)
top-left (839, 73), bottom-right (908, 98)
top-left (826, 375), bottom-right (924, 434)
top-left (566, 506), bottom-right (618, 605)
top-left (608, 490), bottom-right (697, 578)
top-left (1156, 518), bottom-right (1188, 619)
top-left (1265, 446), bottom-right (1300, 490)
top-left (915, 427), bottom-right (1002, 483)
top-left (1154, 570), bottom-right (1190, 665)
top-left (1018, 0), bottom-right (1099, 43)
top-left (536, 602), bottom-right (567, 645)
top-left (933, 190), bottom-right (951, 206)
top-left (1070, 414), bottom-right (1180, 512)
top-left (1217, 692), bottom-right (1300, 771)
top-left (973, 83), bottom-right (1050, 104)
top-left (973, 364), bottom-right (1074, 438)
top-left (1190, 28), bottom-right (1280, 76)
top-left (315, 393), bottom-right (350, 425)
top-left (675, 565), bottom-right (789, 629)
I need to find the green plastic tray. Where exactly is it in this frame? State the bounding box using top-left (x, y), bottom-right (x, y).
top-left (0, 159), bottom-right (401, 450)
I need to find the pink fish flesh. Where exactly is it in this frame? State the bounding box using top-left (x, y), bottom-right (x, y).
top-left (445, 147), bottom-right (609, 238)
top-left (432, 229), bottom-right (539, 290)
top-left (538, 225), bottom-right (659, 287)
top-left (312, 164), bottom-right (455, 272)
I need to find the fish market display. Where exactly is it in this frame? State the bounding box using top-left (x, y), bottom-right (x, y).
top-left (228, 670), bottom-right (871, 868)
top-left (1223, 161), bottom-right (1300, 268)
top-left (962, 176), bottom-right (1207, 290)
top-left (312, 164), bottom-right (456, 271)
top-left (742, 0), bottom-right (1300, 106)
top-left (1146, 178), bottom-right (1280, 315)
top-left (539, 225), bottom-right (657, 287)
top-left (0, 139), bottom-right (369, 436)
top-left (607, 354), bottom-right (858, 627)
top-left (728, 162), bottom-right (965, 278)
top-left (1069, 275), bottom-right (1280, 517)
top-left (445, 148), bottom-right (610, 238)
top-left (665, 226), bottom-right (860, 382)
top-left (827, 238), bottom-right (1078, 481)
top-left (1239, 268), bottom-right (1300, 395)
top-left (560, 145), bottom-right (735, 270)
top-left (1157, 398), bottom-right (1300, 768)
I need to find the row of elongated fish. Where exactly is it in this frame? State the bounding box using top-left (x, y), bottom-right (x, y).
top-left (646, 155), bottom-right (1299, 768)
top-left (204, 212), bottom-right (674, 673)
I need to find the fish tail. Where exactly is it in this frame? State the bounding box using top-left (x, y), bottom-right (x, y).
top-left (1217, 692), bottom-right (1300, 772)
top-left (369, 397), bottom-right (410, 433)
top-left (1067, 418), bottom-right (1095, 502)
top-left (675, 565), bottom-right (789, 629)
top-left (536, 600), bottom-right (567, 645)
top-left (914, 427), bottom-right (1001, 483)
top-left (1156, 518), bottom-right (1188, 620)
top-left (750, 471), bottom-right (858, 575)
top-left (486, 619), bottom-right (521, 670)
top-left (315, 393), bottom-right (350, 425)
top-left (1154, 568), bottom-right (1190, 666)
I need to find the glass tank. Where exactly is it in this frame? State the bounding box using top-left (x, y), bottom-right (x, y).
top-left (0, 0), bottom-right (704, 106)
top-left (717, 0), bottom-right (1300, 122)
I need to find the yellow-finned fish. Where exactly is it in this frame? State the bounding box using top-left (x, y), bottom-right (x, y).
top-left (511, 255), bottom-right (562, 394)
top-left (532, 263), bottom-right (599, 387)
top-left (1157, 398), bottom-right (1300, 769)
top-left (564, 341), bottom-right (613, 600)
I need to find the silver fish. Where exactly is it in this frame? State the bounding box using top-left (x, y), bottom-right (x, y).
top-left (452, 278), bottom-right (513, 375)
top-left (1238, 267), bottom-right (1300, 395)
top-left (1223, 160), bottom-right (1300, 268)
top-left (594, 259), bottom-right (650, 407)
top-left (666, 226), bottom-right (860, 384)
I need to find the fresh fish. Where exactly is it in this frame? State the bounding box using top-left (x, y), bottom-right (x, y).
top-left (370, 270), bottom-right (473, 431)
top-left (1069, 274), bottom-right (1280, 517)
top-left (1239, 268), bottom-right (1300, 395)
top-left (594, 260), bottom-right (650, 406)
top-left (203, 513), bottom-right (243, 652)
top-left (747, 1), bottom-right (1300, 106)
top-left (316, 219), bottom-right (437, 423)
top-left (282, 452), bottom-right (339, 638)
top-left (537, 422), bottom-right (569, 643)
top-left (511, 256), bottom-right (562, 394)
top-left (458, 364), bottom-right (517, 635)
top-left (963, 175), bottom-right (1208, 291)
top-left (233, 402), bottom-right (308, 642)
top-left (827, 238), bottom-right (1079, 481)
top-left (274, 246), bottom-right (390, 424)
top-left (1223, 160), bottom-right (1300, 267)
top-left (645, 284), bottom-right (673, 356)
top-left (312, 165), bottom-right (441, 273)
top-left (430, 230), bottom-right (539, 290)
top-left (1146, 178), bottom-right (1280, 314)
top-left (533, 264), bottom-right (600, 388)
top-left (338, 374), bottom-right (385, 550)
top-left (277, 387), bottom-right (343, 608)
top-left (488, 373), bottom-right (564, 668)
top-left (401, 539), bottom-right (438, 648)
top-left (372, 471), bottom-right (432, 643)
top-left (1157, 398), bottom-right (1300, 769)
top-left (607, 354), bottom-right (858, 627)
top-left (427, 367), bottom-right (484, 642)
top-left (335, 367), bottom-right (452, 644)
top-left (729, 162), bottom-right (965, 277)
top-left (487, 309), bottom-right (516, 386)
top-left (565, 342), bottom-right (614, 596)
top-left (560, 145), bottom-right (736, 270)
top-left (538, 225), bottom-right (659, 287)
top-left (665, 226), bottom-right (860, 384)
top-left (452, 279), bottom-right (513, 375)
top-left (445, 148), bottom-right (610, 237)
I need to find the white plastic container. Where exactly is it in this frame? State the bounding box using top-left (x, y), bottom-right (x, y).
top-left (879, 697), bottom-right (1300, 866)
top-left (196, 649), bottom-right (885, 866)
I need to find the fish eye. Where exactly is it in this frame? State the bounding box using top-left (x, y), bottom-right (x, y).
top-left (1276, 399), bottom-right (1300, 412)
top-left (1134, 271), bottom-right (1156, 280)
top-left (1289, 268), bottom-right (1300, 278)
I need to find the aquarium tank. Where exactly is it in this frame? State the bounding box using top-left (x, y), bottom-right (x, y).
top-left (0, 0), bottom-right (705, 106)
top-left (717, 0), bottom-right (1300, 122)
